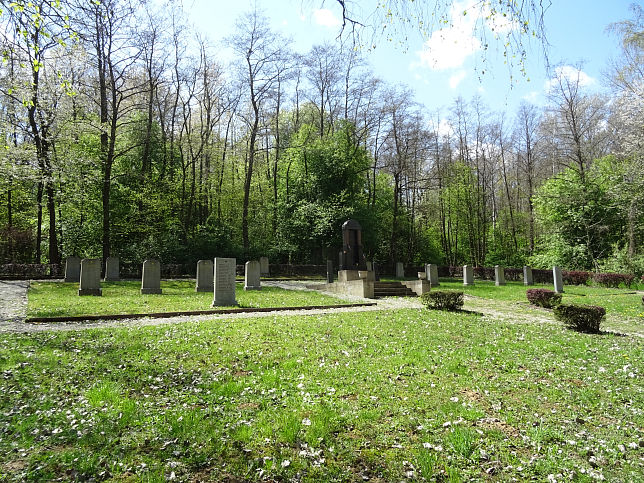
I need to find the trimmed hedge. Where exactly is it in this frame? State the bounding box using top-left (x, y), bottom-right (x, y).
top-left (562, 270), bottom-right (592, 286)
top-left (526, 288), bottom-right (562, 308)
top-left (592, 272), bottom-right (635, 288)
top-left (421, 291), bottom-right (464, 311)
top-left (553, 303), bottom-right (605, 334)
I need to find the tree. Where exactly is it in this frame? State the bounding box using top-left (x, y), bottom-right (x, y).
top-left (313, 0), bottom-right (549, 76)
top-left (0, 0), bottom-right (74, 264)
top-left (229, 9), bottom-right (290, 255)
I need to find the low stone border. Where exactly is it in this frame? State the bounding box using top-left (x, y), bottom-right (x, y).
top-left (25, 302), bottom-right (377, 324)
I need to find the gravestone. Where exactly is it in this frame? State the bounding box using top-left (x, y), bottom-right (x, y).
top-left (326, 260), bottom-right (334, 283)
top-left (339, 219), bottom-right (366, 270)
top-left (395, 262), bottom-right (404, 278)
top-left (213, 257), bottom-right (237, 305)
top-left (366, 261), bottom-right (373, 272)
top-left (495, 265), bottom-right (506, 286)
top-left (64, 256), bottom-right (81, 283)
top-left (195, 259), bottom-right (214, 292)
top-left (463, 265), bottom-right (474, 286)
top-left (141, 259), bottom-right (162, 294)
top-left (338, 251), bottom-right (345, 272)
top-left (259, 256), bottom-right (269, 276)
top-left (78, 258), bottom-right (102, 296)
top-left (104, 256), bottom-right (120, 281)
top-left (553, 266), bottom-right (564, 293)
top-left (244, 260), bottom-right (261, 290)
top-left (426, 263), bottom-right (440, 286)
top-left (372, 262), bottom-right (380, 281)
top-left (523, 266), bottom-right (534, 286)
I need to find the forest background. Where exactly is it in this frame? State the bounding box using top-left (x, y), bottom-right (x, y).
top-left (0, 1), bottom-right (642, 276)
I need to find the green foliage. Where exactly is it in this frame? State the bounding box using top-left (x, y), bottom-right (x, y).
top-left (532, 158), bottom-right (626, 270)
top-left (421, 290), bottom-right (464, 311)
top-left (553, 303), bottom-right (606, 334)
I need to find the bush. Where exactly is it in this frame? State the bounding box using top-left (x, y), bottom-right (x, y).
top-left (553, 304), bottom-right (605, 334)
top-left (526, 289), bottom-right (562, 308)
top-left (421, 291), bottom-right (464, 311)
top-left (592, 272), bottom-right (635, 288)
top-left (562, 270), bottom-right (592, 286)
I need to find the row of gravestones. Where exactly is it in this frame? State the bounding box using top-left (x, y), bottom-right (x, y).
top-left (326, 260), bottom-right (564, 294)
top-left (64, 256), bottom-right (271, 306)
top-left (391, 262), bottom-right (565, 293)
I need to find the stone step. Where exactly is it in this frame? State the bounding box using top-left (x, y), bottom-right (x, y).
top-left (373, 281), bottom-right (417, 297)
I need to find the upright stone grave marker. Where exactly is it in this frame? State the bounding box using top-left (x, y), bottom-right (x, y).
top-left (213, 257), bottom-right (237, 306)
top-left (326, 260), bottom-right (334, 283)
top-left (495, 265), bottom-right (506, 286)
top-left (426, 263), bottom-right (440, 286)
top-left (523, 266), bottom-right (534, 286)
top-left (195, 259), bottom-right (214, 292)
top-left (463, 265), bottom-right (474, 286)
top-left (259, 257), bottom-right (269, 276)
top-left (244, 260), bottom-right (261, 290)
top-left (79, 258), bottom-right (102, 296)
top-left (104, 256), bottom-right (120, 281)
top-left (366, 261), bottom-right (373, 272)
top-left (372, 262), bottom-right (380, 281)
top-left (396, 262), bottom-right (404, 278)
top-left (64, 256), bottom-right (81, 282)
top-left (141, 259), bottom-right (162, 294)
top-left (553, 266), bottom-right (564, 293)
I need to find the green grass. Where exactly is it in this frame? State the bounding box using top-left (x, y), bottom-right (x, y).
top-left (1, 308), bottom-right (642, 481)
top-left (27, 280), bottom-right (348, 318)
top-left (436, 279), bottom-right (644, 317)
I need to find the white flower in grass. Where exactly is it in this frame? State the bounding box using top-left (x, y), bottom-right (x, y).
top-left (302, 418), bottom-right (311, 426)
top-left (450, 396), bottom-right (459, 403)
top-left (281, 460), bottom-right (291, 468)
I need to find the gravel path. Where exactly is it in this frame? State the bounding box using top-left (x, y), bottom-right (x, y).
top-left (0, 279), bottom-right (422, 333)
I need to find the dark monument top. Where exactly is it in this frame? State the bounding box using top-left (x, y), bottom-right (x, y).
top-left (340, 218), bottom-right (366, 270)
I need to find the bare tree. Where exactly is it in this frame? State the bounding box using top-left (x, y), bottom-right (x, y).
top-left (229, 9), bottom-right (291, 254)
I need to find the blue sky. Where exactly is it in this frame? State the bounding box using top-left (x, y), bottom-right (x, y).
top-left (184, 0), bottom-right (635, 116)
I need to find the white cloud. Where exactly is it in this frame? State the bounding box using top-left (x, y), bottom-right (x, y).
top-left (545, 65), bottom-right (596, 92)
top-left (449, 70), bottom-right (467, 89)
top-left (412, 1), bottom-right (481, 71)
top-left (523, 90), bottom-right (540, 102)
top-left (429, 119), bottom-right (453, 138)
top-left (313, 8), bottom-right (341, 28)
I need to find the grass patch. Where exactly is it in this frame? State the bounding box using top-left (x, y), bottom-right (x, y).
top-left (1, 308), bottom-right (642, 481)
top-left (437, 279), bottom-right (644, 318)
top-left (27, 280), bottom-right (348, 318)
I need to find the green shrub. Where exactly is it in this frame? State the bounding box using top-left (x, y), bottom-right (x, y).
top-left (421, 291), bottom-right (464, 311)
top-left (553, 304), bottom-right (606, 334)
top-left (526, 288), bottom-right (562, 308)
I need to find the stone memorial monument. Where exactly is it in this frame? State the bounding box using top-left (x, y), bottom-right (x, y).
top-left (339, 219), bottom-right (366, 271)
top-left (523, 266), bottom-right (534, 286)
top-left (553, 266), bottom-right (564, 293)
top-left (196, 259), bottom-right (214, 292)
top-left (104, 256), bottom-right (120, 281)
top-left (244, 260), bottom-right (261, 290)
top-left (326, 259), bottom-right (334, 283)
top-left (365, 261), bottom-right (373, 272)
top-left (213, 257), bottom-right (237, 305)
top-left (78, 258), bottom-right (102, 296)
top-left (426, 263), bottom-right (440, 286)
top-left (64, 256), bottom-right (81, 283)
top-left (395, 262), bottom-right (404, 278)
top-left (495, 265), bottom-right (506, 286)
top-left (463, 265), bottom-right (474, 286)
top-left (141, 259), bottom-right (162, 294)
top-left (259, 256), bottom-right (269, 276)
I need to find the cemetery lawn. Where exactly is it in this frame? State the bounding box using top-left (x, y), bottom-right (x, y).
top-left (437, 279), bottom-right (644, 319)
top-left (1, 309), bottom-right (642, 482)
top-left (27, 281), bottom-right (348, 319)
